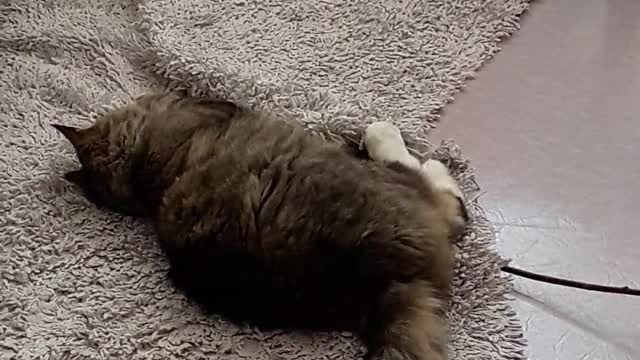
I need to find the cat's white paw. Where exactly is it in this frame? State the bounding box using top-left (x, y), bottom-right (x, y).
top-left (421, 159), bottom-right (464, 200)
top-left (364, 122), bottom-right (420, 169)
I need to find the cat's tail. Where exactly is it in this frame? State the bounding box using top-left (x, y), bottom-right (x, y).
top-left (363, 280), bottom-right (449, 360)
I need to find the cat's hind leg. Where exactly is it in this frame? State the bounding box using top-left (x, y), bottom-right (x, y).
top-left (364, 122), bottom-right (468, 246)
top-left (364, 122), bottom-right (422, 170)
top-left (363, 123), bottom-right (463, 360)
top-left (420, 159), bottom-right (464, 202)
top-left (364, 121), bottom-right (464, 201)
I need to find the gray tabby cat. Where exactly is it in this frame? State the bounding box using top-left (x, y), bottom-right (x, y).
top-left (53, 92), bottom-right (468, 360)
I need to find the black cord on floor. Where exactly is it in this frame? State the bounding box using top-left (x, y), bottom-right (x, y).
top-left (501, 265), bottom-right (640, 296)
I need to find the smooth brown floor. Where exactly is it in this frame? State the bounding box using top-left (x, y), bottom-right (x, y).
top-left (430, 0), bottom-right (640, 359)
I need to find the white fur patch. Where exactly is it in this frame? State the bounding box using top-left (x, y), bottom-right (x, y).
top-left (421, 159), bottom-right (464, 200)
top-left (365, 122), bottom-right (465, 201)
top-left (364, 122), bottom-right (421, 170)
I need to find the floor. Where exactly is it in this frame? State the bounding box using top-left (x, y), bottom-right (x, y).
top-left (430, 0), bottom-right (640, 359)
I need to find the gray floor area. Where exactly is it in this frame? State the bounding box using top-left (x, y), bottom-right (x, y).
top-left (430, 0), bottom-right (640, 359)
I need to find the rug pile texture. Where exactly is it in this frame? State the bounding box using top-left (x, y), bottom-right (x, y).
top-left (0, 1), bottom-right (529, 359)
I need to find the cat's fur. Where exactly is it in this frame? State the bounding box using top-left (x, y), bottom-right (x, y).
top-left (53, 92), bottom-right (468, 360)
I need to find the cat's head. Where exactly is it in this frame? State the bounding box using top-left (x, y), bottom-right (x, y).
top-left (53, 105), bottom-right (147, 216)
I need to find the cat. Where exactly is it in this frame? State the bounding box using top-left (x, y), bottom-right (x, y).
top-left (53, 92), bottom-right (468, 360)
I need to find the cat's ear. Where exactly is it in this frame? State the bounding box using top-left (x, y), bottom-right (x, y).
top-left (52, 124), bottom-right (84, 148)
top-left (64, 169), bottom-right (86, 187)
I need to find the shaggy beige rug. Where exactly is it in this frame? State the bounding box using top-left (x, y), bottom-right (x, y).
top-left (0, 1), bottom-right (530, 359)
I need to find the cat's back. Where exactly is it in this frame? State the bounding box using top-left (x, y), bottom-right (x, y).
top-left (162, 109), bottom-right (447, 282)
top-left (153, 108), bottom-right (453, 324)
